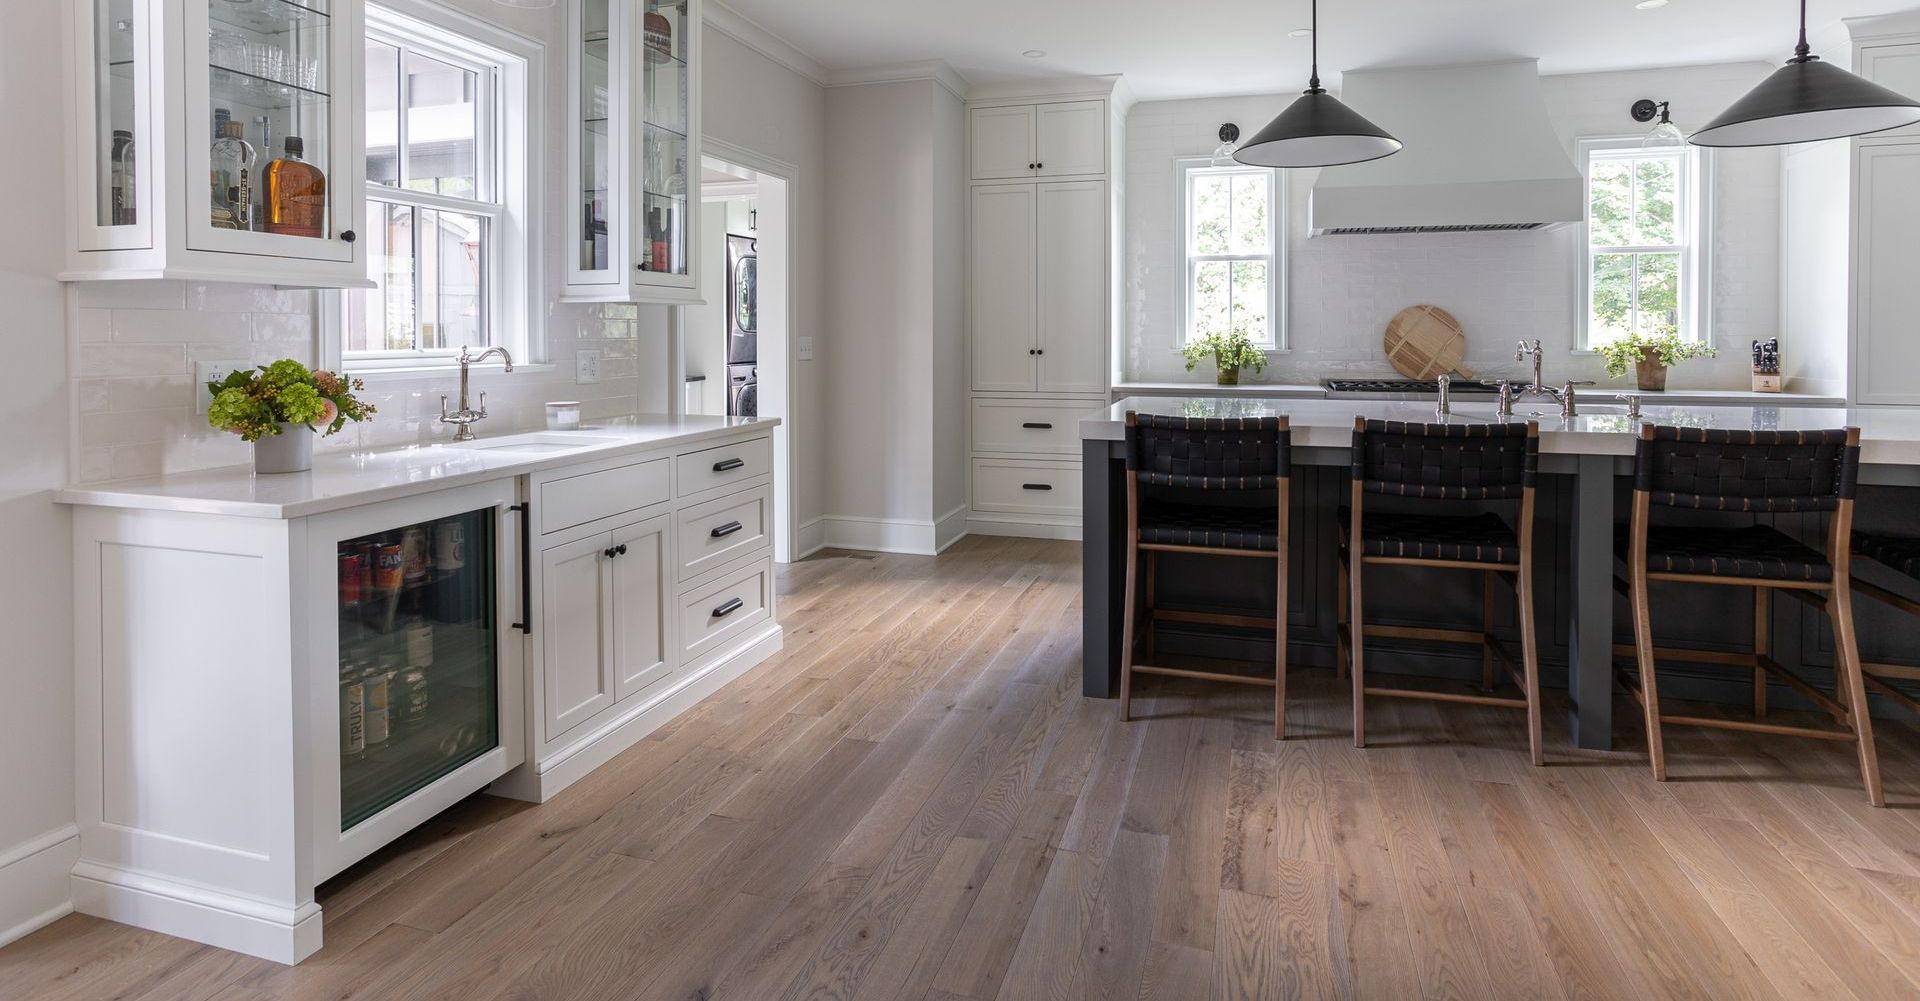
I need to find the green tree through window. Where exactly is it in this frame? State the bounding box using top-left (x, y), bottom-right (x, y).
top-left (1586, 146), bottom-right (1690, 346)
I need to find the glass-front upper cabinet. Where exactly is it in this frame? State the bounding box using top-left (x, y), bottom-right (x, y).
top-left (565, 0), bottom-right (703, 303)
top-left (64, 0), bottom-right (368, 287)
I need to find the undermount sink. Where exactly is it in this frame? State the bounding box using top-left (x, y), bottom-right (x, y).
top-left (442, 432), bottom-right (621, 453)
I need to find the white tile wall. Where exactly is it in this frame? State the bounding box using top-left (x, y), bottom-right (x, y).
top-left (1124, 63), bottom-right (1783, 391)
top-left (68, 280), bottom-right (662, 482)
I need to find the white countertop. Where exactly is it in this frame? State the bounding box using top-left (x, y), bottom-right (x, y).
top-left (56, 416), bottom-right (780, 519)
top-left (1108, 381), bottom-right (1845, 407)
top-left (1084, 396), bottom-right (1920, 465)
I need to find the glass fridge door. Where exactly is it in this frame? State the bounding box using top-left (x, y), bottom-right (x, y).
top-left (336, 507), bottom-right (499, 831)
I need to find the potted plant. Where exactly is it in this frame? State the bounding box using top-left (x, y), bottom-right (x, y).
top-left (1181, 331), bottom-right (1267, 386)
top-left (1596, 331), bottom-right (1716, 392)
top-left (207, 359), bottom-right (375, 473)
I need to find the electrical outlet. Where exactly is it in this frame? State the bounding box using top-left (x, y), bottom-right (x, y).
top-left (196, 359), bottom-right (250, 415)
top-left (797, 336), bottom-right (814, 361)
top-left (575, 349), bottom-right (602, 385)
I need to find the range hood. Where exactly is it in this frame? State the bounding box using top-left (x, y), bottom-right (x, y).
top-left (1310, 60), bottom-right (1583, 235)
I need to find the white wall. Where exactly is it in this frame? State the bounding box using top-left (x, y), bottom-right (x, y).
top-left (1123, 62), bottom-right (1781, 391)
top-left (0, 0), bottom-right (80, 946)
top-left (931, 84), bottom-right (967, 532)
top-left (683, 200), bottom-right (730, 415)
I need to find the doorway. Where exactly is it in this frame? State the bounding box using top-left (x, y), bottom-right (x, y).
top-left (686, 145), bottom-right (794, 563)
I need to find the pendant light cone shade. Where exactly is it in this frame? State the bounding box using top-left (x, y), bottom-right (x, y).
top-left (1233, 0), bottom-right (1401, 169)
top-left (1689, 58), bottom-right (1920, 146)
top-left (1234, 91), bottom-right (1403, 167)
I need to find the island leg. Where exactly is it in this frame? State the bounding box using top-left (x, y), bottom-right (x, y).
top-left (1568, 453), bottom-right (1616, 750)
top-left (1083, 438), bottom-right (1122, 697)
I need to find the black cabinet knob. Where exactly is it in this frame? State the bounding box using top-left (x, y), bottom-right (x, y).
top-left (341, 230), bottom-right (357, 243)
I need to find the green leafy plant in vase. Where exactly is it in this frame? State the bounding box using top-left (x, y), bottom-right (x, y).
top-left (1182, 331), bottom-right (1267, 386)
top-left (207, 359), bottom-right (376, 473)
top-left (1595, 331), bottom-right (1715, 392)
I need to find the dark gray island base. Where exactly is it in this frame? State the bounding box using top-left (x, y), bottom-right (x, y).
top-left (1080, 399), bottom-right (1920, 752)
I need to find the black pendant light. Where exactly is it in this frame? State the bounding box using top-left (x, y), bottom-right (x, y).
top-left (1690, 0), bottom-right (1920, 147)
top-left (1234, 0), bottom-right (1401, 168)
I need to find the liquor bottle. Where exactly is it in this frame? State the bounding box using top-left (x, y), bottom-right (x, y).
top-left (109, 130), bottom-right (136, 226)
top-left (210, 121), bottom-right (255, 230)
top-left (262, 136), bottom-right (325, 238)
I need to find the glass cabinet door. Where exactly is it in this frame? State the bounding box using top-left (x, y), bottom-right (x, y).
top-left (571, 0), bottom-right (621, 286)
top-left (188, 0), bottom-right (354, 260)
top-left (637, 0), bottom-right (690, 282)
top-left (336, 508), bottom-right (499, 832)
top-left (78, 0), bottom-right (151, 250)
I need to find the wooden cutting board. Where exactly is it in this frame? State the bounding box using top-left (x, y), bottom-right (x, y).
top-left (1383, 305), bottom-right (1475, 381)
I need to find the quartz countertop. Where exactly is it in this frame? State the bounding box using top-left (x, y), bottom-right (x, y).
top-left (56, 415), bottom-right (780, 519)
top-left (1083, 396), bottom-right (1920, 465)
top-left (1108, 381), bottom-right (1844, 407)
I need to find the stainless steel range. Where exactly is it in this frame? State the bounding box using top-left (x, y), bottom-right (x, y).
top-left (1323, 378), bottom-right (1499, 400)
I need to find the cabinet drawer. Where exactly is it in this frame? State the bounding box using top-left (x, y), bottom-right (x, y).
top-left (972, 399), bottom-right (1104, 455)
top-left (679, 558), bottom-right (772, 663)
top-left (676, 436), bottom-right (771, 499)
top-left (540, 458), bottom-right (670, 535)
top-left (677, 485), bottom-right (770, 581)
top-left (972, 459), bottom-right (1082, 516)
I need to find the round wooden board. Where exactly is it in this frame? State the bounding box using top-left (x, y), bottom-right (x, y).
top-left (1383, 305), bottom-right (1474, 380)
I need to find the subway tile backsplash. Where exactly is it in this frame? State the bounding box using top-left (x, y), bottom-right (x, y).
top-left (69, 279), bottom-right (661, 482)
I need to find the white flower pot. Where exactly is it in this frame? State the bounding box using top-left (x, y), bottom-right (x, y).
top-left (253, 422), bottom-right (313, 474)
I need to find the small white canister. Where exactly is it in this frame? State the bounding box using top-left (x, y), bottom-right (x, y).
top-left (545, 401), bottom-right (582, 430)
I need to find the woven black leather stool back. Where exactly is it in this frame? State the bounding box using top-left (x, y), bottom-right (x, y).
top-left (1351, 420), bottom-right (1537, 501)
top-left (1634, 426), bottom-right (1859, 512)
top-left (1125, 413), bottom-right (1290, 491)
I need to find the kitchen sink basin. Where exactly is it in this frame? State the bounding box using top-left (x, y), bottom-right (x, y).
top-left (442, 432), bottom-right (621, 454)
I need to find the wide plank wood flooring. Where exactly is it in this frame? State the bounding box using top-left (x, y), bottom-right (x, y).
top-left (8, 535), bottom-right (1920, 1000)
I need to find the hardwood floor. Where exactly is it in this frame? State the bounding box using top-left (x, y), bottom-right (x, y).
top-left (8, 534), bottom-right (1920, 1000)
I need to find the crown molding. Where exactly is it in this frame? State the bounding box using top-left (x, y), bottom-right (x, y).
top-left (965, 73), bottom-right (1130, 107)
top-left (824, 60), bottom-right (970, 103)
top-left (703, 1), bottom-right (827, 86)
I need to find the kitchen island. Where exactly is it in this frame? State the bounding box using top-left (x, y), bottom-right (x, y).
top-left (1081, 396), bottom-right (1920, 751)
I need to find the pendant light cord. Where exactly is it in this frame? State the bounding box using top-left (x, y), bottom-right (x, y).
top-left (1306, 0), bottom-right (1324, 94)
top-left (1792, 0), bottom-right (1813, 63)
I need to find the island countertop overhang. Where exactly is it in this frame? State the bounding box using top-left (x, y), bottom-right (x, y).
top-left (1082, 397), bottom-right (1920, 466)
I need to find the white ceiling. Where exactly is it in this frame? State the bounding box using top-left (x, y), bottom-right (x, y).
top-left (719, 0), bottom-right (1918, 99)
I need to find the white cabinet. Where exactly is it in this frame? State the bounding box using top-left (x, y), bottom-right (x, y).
top-left (539, 532), bottom-right (616, 741)
top-left (611, 514), bottom-right (672, 700)
top-left (565, 0), bottom-right (705, 303)
top-left (969, 100), bottom-right (1107, 180)
top-left (1852, 141), bottom-right (1920, 406)
top-left (63, 0), bottom-right (368, 286)
top-left (969, 181), bottom-right (1107, 394)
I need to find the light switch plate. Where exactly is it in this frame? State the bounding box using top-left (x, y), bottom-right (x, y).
top-left (575, 349), bottom-right (602, 385)
top-left (195, 359), bottom-right (250, 415)
top-left (797, 336), bottom-right (814, 361)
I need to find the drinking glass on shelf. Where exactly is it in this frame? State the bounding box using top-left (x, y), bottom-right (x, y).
top-left (210, 29), bottom-right (246, 72)
top-left (299, 55), bottom-right (319, 90)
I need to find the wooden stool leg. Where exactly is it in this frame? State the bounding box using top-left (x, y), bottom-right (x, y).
top-left (1829, 581), bottom-right (1885, 807)
top-left (1753, 587), bottom-right (1769, 719)
top-left (1518, 563), bottom-right (1544, 768)
top-left (1274, 484), bottom-right (1290, 741)
top-left (1335, 551), bottom-right (1350, 681)
top-left (1631, 570), bottom-right (1666, 781)
top-left (1143, 550), bottom-right (1157, 662)
top-left (1350, 555), bottom-right (1367, 749)
top-left (1119, 538), bottom-right (1139, 724)
top-left (1482, 570), bottom-right (1497, 693)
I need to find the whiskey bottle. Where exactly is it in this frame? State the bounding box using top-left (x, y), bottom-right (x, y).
top-left (262, 136), bottom-right (325, 238)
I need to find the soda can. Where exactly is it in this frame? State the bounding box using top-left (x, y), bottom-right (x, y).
top-left (434, 521), bottom-right (465, 570)
top-left (374, 543), bottom-right (405, 590)
top-left (339, 675), bottom-right (365, 759)
top-left (337, 551), bottom-right (362, 606)
top-left (401, 526), bottom-right (430, 583)
top-left (363, 669), bottom-right (391, 748)
top-left (405, 621), bottom-right (434, 667)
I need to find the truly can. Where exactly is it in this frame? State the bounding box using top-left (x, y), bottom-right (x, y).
top-left (374, 543), bottom-right (405, 590)
top-left (434, 521), bottom-right (465, 570)
top-left (340, 674), bottom-right (366, 759)
top-left (401, 526), bottom-right (430, 583)
top-left (337, 551), bottom-right (363, 606)
top-left (362, 669), bottom-right (391, 748)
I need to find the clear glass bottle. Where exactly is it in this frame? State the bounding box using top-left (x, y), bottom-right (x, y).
top-left (263, 136), bottom-right (326, 238)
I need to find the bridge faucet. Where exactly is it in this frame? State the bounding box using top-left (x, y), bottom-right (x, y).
top-left (440, 345), bottom-right (514, 441)
top-left (1515, 339), bottom-right (1553, 400)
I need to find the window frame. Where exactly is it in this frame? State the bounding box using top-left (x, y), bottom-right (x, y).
top-left (323, 0), bottom-right (543, 376)
top-left (1574, 136), bottom-right (1712, 351)
top-left (1175, 156), bottom-right (1288, 351)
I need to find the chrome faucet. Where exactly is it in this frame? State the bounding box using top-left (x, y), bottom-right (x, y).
top-left (440, 345), bottom-right (514, 441)
top-left (1512, 339), bottom-right (1593, 417)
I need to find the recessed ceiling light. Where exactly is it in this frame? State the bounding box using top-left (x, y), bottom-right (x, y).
top-left (1634, 0), bottom-right (1669, 9)
top-left (1022, 49), bottom-right (1046, 58)
top-left (1288, 27), bottom-right (1313, 37)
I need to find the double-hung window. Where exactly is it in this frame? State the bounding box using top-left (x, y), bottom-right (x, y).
top-left (1179, 158), bottom-right (1285, 348)
top-left (337, 2), bottom-right (538, 371)
top-left (1578, 138), bottom-right (1710, 348)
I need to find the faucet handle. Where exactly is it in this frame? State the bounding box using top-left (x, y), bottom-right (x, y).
top-left (440, 394), bottom-right (449, 420)
top-left (477, 391), bottom-right (488, 417)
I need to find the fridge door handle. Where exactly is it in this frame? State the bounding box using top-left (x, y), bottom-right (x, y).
top-left (510, 502), bottom-right (532, 634)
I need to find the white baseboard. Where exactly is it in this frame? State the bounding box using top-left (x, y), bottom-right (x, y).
top-left (0, 825), bottom-right (79, 948)
top-left (792, 516), bottom-right (828, 561)
top-left (817, 514), bottom-right (941, 555)
top-left (933, 504), bottom-right (970, 553)
top-left (490, 622), bottom-right (785, 803)
top-left (71, 860), bottom-right (321, 964)
top-left (967, 513), bottom-right (1082, 541)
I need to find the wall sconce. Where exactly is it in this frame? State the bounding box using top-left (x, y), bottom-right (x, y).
top-left (1631, 99), bottom-right (1685, 148)
top-left (1212, 123), bottom-right (1241, 166)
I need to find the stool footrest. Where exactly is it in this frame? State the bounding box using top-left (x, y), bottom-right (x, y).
top-left (1131, 662), bottom-right (1279, 688)
top-left (1362, 686), bottom-right (1527, 710)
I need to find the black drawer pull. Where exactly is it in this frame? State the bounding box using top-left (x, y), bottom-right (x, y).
top-left (712, 457), bottom-right (746, 472)
top-left (1022, 483), bottom-right (1053, 491)
top-left (710, 520), bottom-right (745, 538)
top-left (712, 597), bottom-right (744, 618)
top-left (1021, 422), bottom-right (1053, 430)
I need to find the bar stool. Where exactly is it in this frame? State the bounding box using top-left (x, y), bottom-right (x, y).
top-left (1848, 532), bottom-right (1920, 719)
top-left (1118, 412), bottom-right (1291, 738)
top-left (1617, 425), bottom-right (1882, 806)
top-left (1341, 419), bottom-right (1545, 765)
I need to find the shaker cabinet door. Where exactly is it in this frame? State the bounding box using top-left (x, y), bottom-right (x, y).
top-left (970, 184), bottom-right (1040, 392)
top-left (1036, 180), bottom-right (1108, 394)
top-left (611, 514), bottom-right (673, 702)
top-left (1035, 101), bottom-right (1106, 177)
top-left (970, 105), bottom-right (1037, 180)
top-left (540, 533), bottom-right (615, 741)
top-left (1854, 142), bottom-right (1920, 406)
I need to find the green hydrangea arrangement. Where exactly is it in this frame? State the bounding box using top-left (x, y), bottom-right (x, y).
top-left (207, 359), bottom-right (375, 442)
